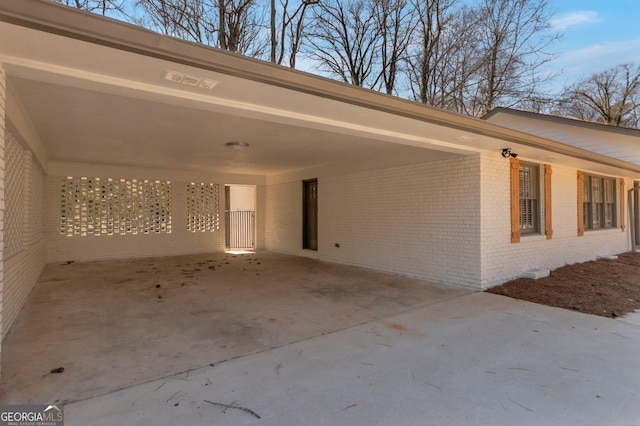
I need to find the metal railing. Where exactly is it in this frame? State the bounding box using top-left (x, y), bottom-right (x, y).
top-left (225, 210), bottom-right (255, 249)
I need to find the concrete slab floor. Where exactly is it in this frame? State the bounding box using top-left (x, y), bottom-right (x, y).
top-left (0, 251), bottom-right (469, 405)
top-left (66, 292), bottom-right (640, 426)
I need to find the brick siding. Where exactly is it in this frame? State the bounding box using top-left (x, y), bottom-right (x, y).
top-left (265, 152), bottom-right (633, 290)
top-left (265, 154), bottom-right (483, 289)
top-left (2, 129), bottom-right (46, 339)
top-left (480, 153), bottom-right (630, 289)
top-left (0, 64), bottom-right (5, 367)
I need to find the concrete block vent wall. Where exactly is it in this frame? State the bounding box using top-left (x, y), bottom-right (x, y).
top-left (45, 175), bottom-right (227, 263)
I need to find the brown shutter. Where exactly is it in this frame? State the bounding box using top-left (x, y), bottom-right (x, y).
top-left (621, 179), bottom-right (626, 232)
top-left (577, 171), bottom-right (584, 236)
top-left (544, 164), bottom-right (553, 240)
top-left (511, 157), bottom-right (520, 243)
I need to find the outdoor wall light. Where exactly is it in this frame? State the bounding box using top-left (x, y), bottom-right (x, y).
top-left (225, 141), bottom-right (250, 149)
top-left (501, 148), bottom-right (518, 158)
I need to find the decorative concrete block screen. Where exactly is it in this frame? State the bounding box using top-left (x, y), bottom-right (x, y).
top-left (61, 177), bottom-right (172, 236)
top-left (186, 183), bottom-right (220, 232)
top-left (5, 131), bottom-right (25, 258)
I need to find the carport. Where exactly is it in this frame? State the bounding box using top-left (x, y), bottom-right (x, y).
top-left (0, 1), bottom-right (503, 404)
top-left (5, 1), bottom-right (636, 345)
top-left (1, 0), bottom-right (520, 372)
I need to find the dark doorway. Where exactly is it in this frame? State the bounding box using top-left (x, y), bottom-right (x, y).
top-left (303, 179), bottom-right (318, 250)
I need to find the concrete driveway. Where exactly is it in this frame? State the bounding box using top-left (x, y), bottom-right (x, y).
top-left (66, 292), bottom-right (640, 426)
top-left (2, 251), bottom-right (640, 425)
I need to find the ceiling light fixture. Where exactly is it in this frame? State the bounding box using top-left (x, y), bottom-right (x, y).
top-left (225, 141), bottom-right (250, 150)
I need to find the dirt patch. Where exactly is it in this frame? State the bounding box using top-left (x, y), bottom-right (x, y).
top-left (486, 252), bottom-right (640, 318)
top-left (387, 323), bottom-right (408, 331)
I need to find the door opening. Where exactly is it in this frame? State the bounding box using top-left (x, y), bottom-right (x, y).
top-left (303, 179), bottom-right (318, 250)
top-left (225, 185), bottom-right (256, 251)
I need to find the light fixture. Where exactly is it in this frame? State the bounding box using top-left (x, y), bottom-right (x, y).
top-left (225, 141), bottom-right (250, 150)
top-left (163, 70), bottom-right (218, 90)
top-left (501, 148), bottom-right (517, 158)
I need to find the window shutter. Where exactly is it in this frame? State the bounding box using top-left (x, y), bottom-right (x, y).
top-left (577, 171), bottom-right (584, 236)
top-left (621, 179), bottom-right (626, 232)
top-left (544, 164), bottom-right (552, 240)
top-left (510, 157), bottom-right (520, 243)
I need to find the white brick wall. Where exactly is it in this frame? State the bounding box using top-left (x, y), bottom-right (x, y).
top-left (0, 64), bottom-right (6, 366)
top-left (2, 130), bottom-right (46, 339)
top-left (265, 152), bottom-right (635, 290)
top-left (4, 132), bottom-right (26, 259)
top-left (264, 181), bottom-right (305, 256)
top-left (265, 155), bottom-right (483, 289)
top-left (3, 240), bottom-right (45, 338)
top-left (46, 175), bottom-right (227, 262)
top-left (480, 153), bottom-right (631, 289)
top-left (255, 185), bottom-right (266, 250)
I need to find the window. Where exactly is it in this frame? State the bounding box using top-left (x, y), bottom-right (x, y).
top-left (519, 163), bottom-right (539, 233)
top-left (511, 159), bottom-right (552, 243)
top-left (582, 173), bottom-right (617, 230)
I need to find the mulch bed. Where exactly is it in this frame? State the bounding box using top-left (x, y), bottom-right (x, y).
top-left (486, 252), bottom-right (640, 318)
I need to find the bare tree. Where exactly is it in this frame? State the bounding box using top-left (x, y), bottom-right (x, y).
top-left (467, 0), bottom-right (559, 116)
top-left (136, 0), bottom-right (213, 44)
top-left (270, 0), bottom-right (318, 67)
top-left (135, 0), bottom-right (266, 56)
top-left (271, 0), bottom-right (277, 62)
top-left (371, 0), bottom-right (415, 94)
top-left (219, 0), bottom-right (267, 56)
top-left (558, 63), bottom-right (640, 128)
top-left (407, 0), bottom-right (453, 105)
top-left (404, 0), bottom-right (483, 111)
top-left (304, 0), bottom-right (381, 87)
top-left (53, 0), bottom-right (128, 17)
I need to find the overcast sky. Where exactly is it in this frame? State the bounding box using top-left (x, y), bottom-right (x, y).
top-left (544, 0), bottom-right (640, 91)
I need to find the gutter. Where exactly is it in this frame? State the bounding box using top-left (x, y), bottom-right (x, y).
top-left (2, 0), bottom-right (640, 174)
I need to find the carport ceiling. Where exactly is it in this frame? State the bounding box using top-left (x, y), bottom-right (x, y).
top-left (8, 77), bottom-right (456, 175)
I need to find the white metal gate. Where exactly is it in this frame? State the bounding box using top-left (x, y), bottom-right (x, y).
top-left (225, 210), bottom-right (255, 250)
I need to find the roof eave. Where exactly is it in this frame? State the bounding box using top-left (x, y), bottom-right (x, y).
top-left (484, 107), bottom-right (640, 136)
